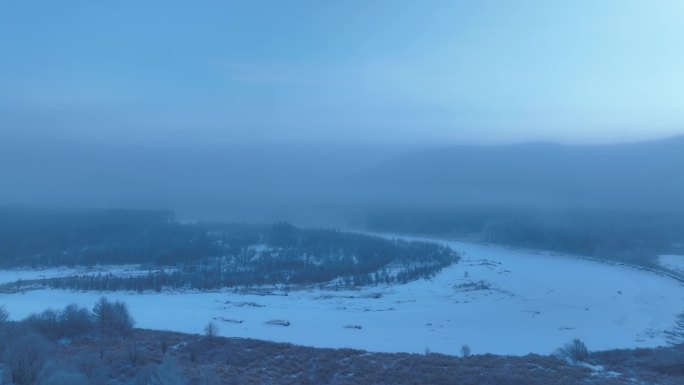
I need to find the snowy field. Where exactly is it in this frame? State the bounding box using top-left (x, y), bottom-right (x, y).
top-left (0, 264), bottom-right (172, 286)
top-left (2, 236), bottom-right (684, 356)
top-left (658, 254), bottom-right (684, 276)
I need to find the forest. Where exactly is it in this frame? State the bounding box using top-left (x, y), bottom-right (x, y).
top-left (0, 207), bottom-right (231, 267)
top-left (0, 208), bottom-right (459, 290)
top-left (364, 207), bottom-right (684, 268)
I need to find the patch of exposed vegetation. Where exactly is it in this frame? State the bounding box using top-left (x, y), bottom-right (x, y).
top-left (455, 280), bottom-right (492, 291)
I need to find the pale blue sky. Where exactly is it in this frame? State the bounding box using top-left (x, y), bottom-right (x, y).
top-left (1, 0), bottom-right (683, 145)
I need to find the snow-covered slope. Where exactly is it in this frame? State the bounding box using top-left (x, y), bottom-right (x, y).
top-left (2, 237), bottom-right (683, 356)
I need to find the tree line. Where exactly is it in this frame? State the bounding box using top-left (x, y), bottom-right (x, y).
top-left (35, 224), bottom-right (458, 291)
top-left (0, 208), bottom-right (460, 290)
top-left (365, 206), bottom-right (684, 267)
top-left (0, 207), bottom-right (275, 267)
top-left (0, 298), bottom-right (135, 385)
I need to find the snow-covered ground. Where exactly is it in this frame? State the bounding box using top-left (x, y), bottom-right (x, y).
top-left (0, 265), bottom-right (173, 285)
top-left (1, 236), bottom-right (683, 356)
top-left (658, 254), bottom-right (684, 276)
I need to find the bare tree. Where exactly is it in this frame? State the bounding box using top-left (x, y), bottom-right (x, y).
top-left (111, 300), bottom-right (135, 335)
top-left (93, 297), bottom-right (134, 337)
top-left (558, 338), bottom-right (590, 362)
top-left (204, 322), bottom-right (219, 339)
top-left (665, 311), bottom-right (684, 344)
top-left (0, 305), bottom-right (8, 322)
top-left (93, 297), bottom-right (113, 336)
top-left (24, 308), bottom-right (59, 339)
top-left (59, 304), bottom-right (93, 338)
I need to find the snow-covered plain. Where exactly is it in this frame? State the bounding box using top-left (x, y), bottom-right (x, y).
top-left (2, 236), bottom-right (683, 356)
top-left (658, 254), bottom-right (684, 276)
top-left (0, 265), bottom-right (172, 286)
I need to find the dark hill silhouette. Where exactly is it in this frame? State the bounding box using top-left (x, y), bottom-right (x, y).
top-left (370, 135), bottom-right (684, 212)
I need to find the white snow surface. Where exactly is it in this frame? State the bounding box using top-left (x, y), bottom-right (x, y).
top-left (658, 255), bottom-right (684, 276)
top-left (2, 236), bottom-right (684, 356)
top-left (0, 265), bottom-right (158, 285)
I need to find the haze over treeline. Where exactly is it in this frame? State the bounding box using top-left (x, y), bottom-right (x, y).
top-left (2, 128), bottom-right (683, 225)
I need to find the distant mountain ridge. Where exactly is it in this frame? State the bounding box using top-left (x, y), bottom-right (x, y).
top-left (370, 134), bottom-right (684, 212)
top-left (0, 130), bottom-right (682, 221)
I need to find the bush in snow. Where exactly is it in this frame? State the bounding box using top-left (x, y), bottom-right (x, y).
top-left (24, 304), bottom-right (93, 340)
top-left (558, 338), bottom-right (590, 362)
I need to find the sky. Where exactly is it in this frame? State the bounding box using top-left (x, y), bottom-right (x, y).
top-left (1, 0), bottom-right (684, 145)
